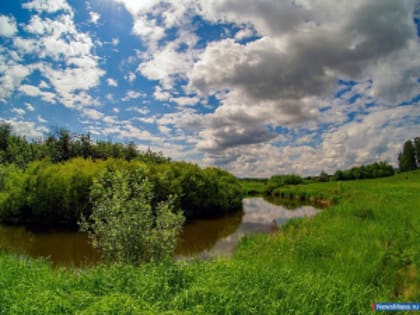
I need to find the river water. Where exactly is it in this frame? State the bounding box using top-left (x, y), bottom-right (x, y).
top-left (0, 197), bottom-right (320, 267)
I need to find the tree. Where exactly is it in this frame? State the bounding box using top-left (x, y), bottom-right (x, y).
top-left (318, 171), bottom-right (329, 182)
top-left (399, 140), bottom-right (417, 172)
top-left (80, 166), bottom-right (184, 264)
top-left (0, 123), bottom-right (11, 152)
top-left (415, 137), bottom-right (420, 167)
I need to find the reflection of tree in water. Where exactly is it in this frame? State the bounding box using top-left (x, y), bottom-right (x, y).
top-left (0, 226), bottom-right (35, 255)
top-left (0, 226), bottom-right (101, 267)
top-left (175, 210), bottom-right (244, 256)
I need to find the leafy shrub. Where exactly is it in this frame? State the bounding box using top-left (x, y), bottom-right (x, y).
top-left (80, 166), bottom-right (185, 264)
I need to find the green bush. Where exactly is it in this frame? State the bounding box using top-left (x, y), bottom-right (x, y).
top-left (0, 164), bottom-right (28, 224)
top-left (24, 159), bottom-right (106, 228)
top-left (80, 166), bottom-right (184, 264)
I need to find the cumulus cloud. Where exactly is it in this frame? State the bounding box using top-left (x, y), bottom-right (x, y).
top-left (0, 63), bottom-right (33, 101)
top-left (1, 2), bottom-right (105, 109)
top-left (117, 0), bottom-right (419, 175)
top-left (83, 108), bottom-right (104, 120)
top-left (2, 118), bottom-right (48, 139)
top-left (22, 0), bottom-right (72, 14)
top-left (0, 15), bottom-right (18, 37)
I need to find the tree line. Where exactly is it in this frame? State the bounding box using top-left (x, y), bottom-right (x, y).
top-left (0, 123), bottom-right (169, 167)
top-left (0, 123), bottom-right (243, 229)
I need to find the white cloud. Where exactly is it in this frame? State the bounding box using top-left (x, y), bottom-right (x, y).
top-left (22, 0), bottom-right (72, 14)
top-left (24, 102), bottom-right (35, 111)
top-left (101, 122), bottom-right (161, 143)
top-left (106, 78), bottom-right (118, 87)
top-left (89, 11), bottom-right (100, 24)
top-left (153, 86), bottom-right (171, 101)
top-left (234, 27), bottom-right (255, 41)
top-left (83, 108), bottom-right (104, 120)
top-left (171, 96), bottom-right (199, 107)
top-left (0, 64), bottom-right (33, 101)
top-left (106, 93), bottom-right (114, 101)
top-left (8, 7), bottom-right (105, 109)
top-left (127, 106), bottom-right (150, 115)
top-left (122, 90), bottom-right (146, 101)
top-left (18, 84), bottom-right (41, 97)
top-left (125, 72), bottom-right (136, 82)
top-left (11, 108), bottom-right (26, 116)
top-left (2, 118), bottom-right (48, 139)
top-left (0, 15), bottom-right (18, 37)
top-left (112, 38), bottom-right (119, 46)
top-left (37, 115), bottom-right (47, 123)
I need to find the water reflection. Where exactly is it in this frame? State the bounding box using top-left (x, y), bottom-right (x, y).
top-left (0, 198), bottom-right (320, 266)
top-left (0, 226), bottom-right (101, 267)
top-left (177, 197), bottom-right (320, 259)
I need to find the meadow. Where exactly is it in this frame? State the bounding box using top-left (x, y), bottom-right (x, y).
top-left (0, 171), bottom-right (419, 314)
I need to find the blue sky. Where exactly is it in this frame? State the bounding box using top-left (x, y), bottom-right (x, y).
top-left (0, 0), bottom-right (419, 177)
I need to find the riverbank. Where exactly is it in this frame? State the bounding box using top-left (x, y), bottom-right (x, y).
top-left (0, 171), bottom-right (419, 314)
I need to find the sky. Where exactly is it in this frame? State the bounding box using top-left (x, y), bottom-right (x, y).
top-left (0, 0), bottom-right (419, 177)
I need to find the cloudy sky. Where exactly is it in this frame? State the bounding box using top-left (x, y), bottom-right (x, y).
top-left (0, 0), bottom-right (419, 177)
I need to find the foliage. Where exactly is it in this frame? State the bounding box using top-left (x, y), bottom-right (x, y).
top-left (0, 164), bottom-right (28, 224)
top-left (24, 159), bottom-right (106, 228)
top-left (0, 122), bottom-right (170, 167)
top-left (0, 172), bottom-right (419, 314)
top-left (265, 174), bottom-right (304, 194)
top-left (333, 161), bottom-right (395, 181)
top-left (80, 167), bottom-right (184, 264)
top-left (317, 171), bottom-right (330, 182)
top-left (399, 140), bottom-right (417, 172)
top-left (0, 158), bottom-right (242, 228)
top-left (415, 137), bottom-right (420, 167)
top-left (149, 162), bottom-right (243, 219)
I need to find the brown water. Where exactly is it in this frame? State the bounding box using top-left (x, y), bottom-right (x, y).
top-left (0, 197), bottom-right (320, 266)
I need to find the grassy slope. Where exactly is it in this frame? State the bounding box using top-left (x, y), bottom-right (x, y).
top-left (1, 171), bottom-right (419, 314)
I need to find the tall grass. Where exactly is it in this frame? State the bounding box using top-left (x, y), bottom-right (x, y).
top-left (0, 171), bottom-right (419, 314)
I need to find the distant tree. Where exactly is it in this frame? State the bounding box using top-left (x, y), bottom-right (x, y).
top-left (399, 140), bottom-right (417, 172)
top-left (318, 171), bottom-right (329, 182)
top-left (57, 128), bottom-right (72, 161)
top-left (124, 142), bottom-right (138, 161)
top-left (333, 170), bottom-right (344, 181)
top-left (0, 123), bottom-right (11, 152)
top-left (415, 137), bottom-right (420, 167)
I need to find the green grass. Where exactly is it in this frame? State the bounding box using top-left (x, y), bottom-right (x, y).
top-left (1, 171), bottom-right (419, 314)
top-left (240, 179), bottom-right (267, 196)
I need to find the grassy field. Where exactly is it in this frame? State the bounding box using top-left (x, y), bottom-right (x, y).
top-left (1, 171), bottom-right (419, 314)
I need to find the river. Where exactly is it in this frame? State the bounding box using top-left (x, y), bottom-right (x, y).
top-left (0, 197), bottom-right (320, 267)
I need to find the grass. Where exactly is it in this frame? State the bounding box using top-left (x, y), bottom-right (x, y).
top-left (1, 171), bottom-right (419, 314)
top-left (240, 179), bottom-right (267, 196)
